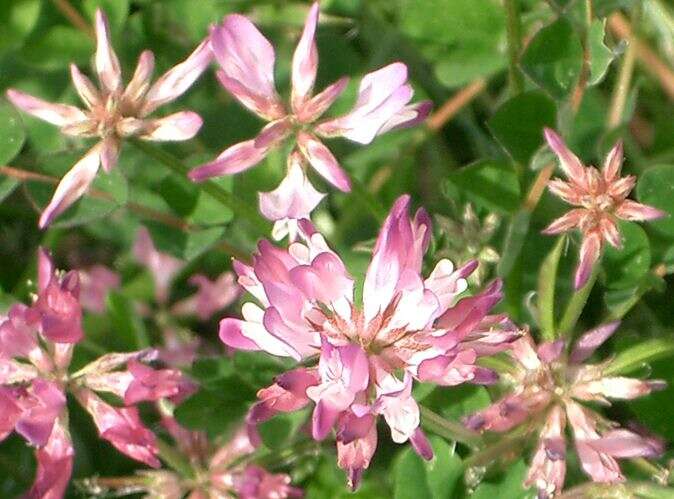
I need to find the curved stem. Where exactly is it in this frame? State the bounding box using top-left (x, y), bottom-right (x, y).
top-left (157, 437), bottom-right (195, 479)
top-left (419, 406), bottom-right (483, 448)
top-left (131, 140), bottom-right (270, 236)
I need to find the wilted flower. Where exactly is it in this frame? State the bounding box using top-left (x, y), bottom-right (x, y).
top-left (435, 204), bottom-right (500, 285)
top-left (542, 129), bottom-right (665, 289)
top-left (464, 323), bottom-right (665, 498)
top-left (0, 249), bottom-right (192, 497)
top-left (6, 9), bottom-right (211, 228)
top-left (221, 195), bottom-right (518, 488)
top-left (188, 3), bottom-right (431, 227)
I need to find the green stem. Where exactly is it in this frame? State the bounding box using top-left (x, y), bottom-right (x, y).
top-left (156, 438), bottom-right (195, 479)
top-left (462, 425), bottom-right (531, 469)
top-left (131, 140), bottom-right (270, 236)
top-left (558, 267), bottom-right (598, 338)
top-left (504, 0), bottom-right (524, 94)
top-left (419, 406), bottom-right (483, 447)
top-left (604, 337), bottom-right (674, 376)
top-left (350, 176), bottom-right (387, 222)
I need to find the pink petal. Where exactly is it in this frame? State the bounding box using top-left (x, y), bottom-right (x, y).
top-left (16, 379), bottom-right (66, 447)
top-left (94, 9), bottom-right (122, 93)
top-left (141, 40), bottom-right (211, 116)
top-left (27, 417), bottom-right (74, 499)
top-left (296, 77), bottom-right (349, 123)
top-left (410, 428), bottom-right (433, 460)
top-left (615, 199), bottom-right (666, 221)
top-left (289, 252), bottom-right (353, 305)
top-left (576, 377), bottom-right (665, 401)
top-left (599, 217), bottom-right (622, 249)
top-left (589, 429), bottom-right (664, 458)
top-left (315, 62), bottom-right (413, 144)
top-left (210, 15), bottom-right (284, 120)
top-left (548, 179), bottom-right (583, 205)
top-left (124, 360), bottom-right (193, 405)
top-left (291, 3), bottom-right (319, 113)
top-left (6, 88), bottom-right (87, 127)
top-left (122, 50), bottom-right (155, 107)
top-left (259, 154), bottom-right (325, 222)
top-left (574, 232), bottom-right (602, 290)
top-left (0, 388), bottom-right (22, 442)
top-left (77, 388), bottom-right (159, 467)
top-left (337, 421), bottom-right (377, 490)
top-left (544, 128), bottom-right (586, 181)
top-left (541, 209), bottom-right (585, 235)
top-left (140, 111), bottom-right (203, 141)
top-left (374, 374), bottom-right (421, 443)
top-left (602, 140), bottom-right (623, 183)
top-left (537, 340), bottom-right (565, 363)
top-left (312, 399), bottom-right (341, 440)
top-left (69, 64), bottom-right (101, 109)
top-left (79, 265), bottom-right (120, 313)
top-left (524, 406), bottom-right (566, 497)
top-left (133, 227), bottom-right (184, 304)
top-left (189, 138), bottom-right (271, 181)
top-left (100, 135), bottom-right (120, 173)
top-left (463, 393), bottom-right (532, 432)
top-left (377, 100), bottom-right (433, 135)
top-left (570, 321), bottom-right (620, 364)
top-left (219, 312), bottom-right (302, 360)
top-left (297, 132), bottom-right (351, 192)
top-left (253, 116), bottom-right (294, 149)
top-left (39, 144), bottom-right (101, 228)
top-left (606, 175), bottom-right (636, 200)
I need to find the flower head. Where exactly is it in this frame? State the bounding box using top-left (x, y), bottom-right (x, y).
top-left (188, 4), bottom-right (431, 228)
top-left (221, 195), bottom-right (518, 487)
top-left (542, 129), bottom-right (665, 289)
top-left (79, 264), bottom-right (121, 313)
top-left (465, 323), bottom-right (665, 497)
top-left (133, 227), bottom-right (184, 304)
top-left (0, 248), bottom-right (193, 497)
top-left (6, 9), bottom-right (211, 228)
top-left (172, 271), bottom-right (241, 321)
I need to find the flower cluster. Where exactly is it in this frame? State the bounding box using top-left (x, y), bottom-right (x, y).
top-left (7, 10), bottom-right (211, 229)
top-left (221, 195), bottom-right (519, 488)
top-left (465, 324), bottom-right (665, 497)
top-left (186, 3), bottom-right (430, 237)
top-left (0, 249), bottom-right (192, 497)
top-left (86, 419), bottom-right (301, 499)
top-left (542, 129), bottom-right (664, 289)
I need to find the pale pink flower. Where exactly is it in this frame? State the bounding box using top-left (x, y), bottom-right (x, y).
top-left (79, 264), bottom-right (120, 313)
top-left (221, 195), bottom-right (517, 487)
top-left (189, 3), bottom-right (430, 224)
top-left (172, 271), bottom-right (241, 320)
top-left (542, 129), bottom-right (665, 289)
top-left (6, 9), bottom-right (211, 228)
top-left (465, 323), bottom-right (665, 497)
top-left (133, 227), bottom-right (184, 304)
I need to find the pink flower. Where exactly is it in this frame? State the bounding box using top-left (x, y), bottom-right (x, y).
top-left (0, 249), bottom-right (176, 497)
top-left (172, 272), bottom-right (241, 320)
top-left (75, 388), bottom-right (160, 468)
top-left (465, 323), bottom-right (665, 496)
top-left (27, 248), bottom-right (83, 344)
top-left (221, 195), bottom-right (516, 486)
top-left (133, 227), bottom-right (184, 304)
top-left (6, 9), bottom-right (210, 228)
top-left (542, 129), bottom-right (665, 289)
top-left (189, 3), bottom-right (430, 224)
top-left (79, 265), bottom-right (120, 313)
top-left (259, 152), bottom-right (325, 240)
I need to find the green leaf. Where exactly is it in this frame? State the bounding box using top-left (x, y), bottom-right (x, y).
top-left (183, 226), bottom-right (225, 261)
top-left (258, 410), bottom-right (308, 450)
top-left (605, 338), bottom-right (674, 376)
top-left (470, 460), bottom-right (530, 499)
top-left (22, 26), bottom-right (94, 70)
top-left (394, 437), bottom-right (463, 499)
top-left (0, 177), bottom-right (19, 203)
top-left (399, 0), bottom-right (506, 88)
top-left (174, 381), bottom-right (256, 438)
top-left (0, 0), bottom-right (40, 55)
top-left (0, 101), bottom-right (26, 165)
top-left (105, 292), bottom-right (150, 350)
top-left (521, 18), bottom-right (583, 99)
top-left (446, 161), bottom-right (521, 215)
top-left (537, 235), bottom-right (567, 341)
top-left (488, 91), bottom-right (557, 165)
top-left (189, 176), bottom-right (234, 226)
top-left (588, 19), bottom-right (615, 85)
top-left (636, 164), bottom-right (674, 238)
top-left (558, 266), bottom-right (597, 337)
top-left (497, 210), bottom-right (531, 277)
top-left (602, 221), bottom-right (651, 290)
